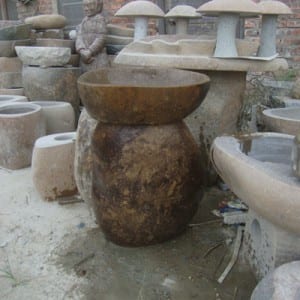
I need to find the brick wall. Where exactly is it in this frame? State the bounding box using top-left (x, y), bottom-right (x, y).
top-left (245, 0), bottom-right (300, 68)
top-left (16, 0), bottom-right (300, 68)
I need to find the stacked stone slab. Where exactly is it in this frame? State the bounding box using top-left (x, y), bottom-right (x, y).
top-left (0, 22), bottom-right (32, 96)
top-left (20, 15), bottom-right (81, 119)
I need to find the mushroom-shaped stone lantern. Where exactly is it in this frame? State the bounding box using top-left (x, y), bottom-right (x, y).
top-left (197, 0), bottom-right (260, 57)
top-left (257, 0), bottom-right (292, 57)
top-left (165, 5), bottom-right (201, 35)
top-left (115, 0), bottom-right (164, 41)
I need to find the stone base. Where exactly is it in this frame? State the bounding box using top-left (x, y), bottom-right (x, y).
top-left (0, 72), bottom-right (22, 88)
top-left (0, 57), bottom-right (22, 72)
top-left (243, 209), bottom-right (300, 279)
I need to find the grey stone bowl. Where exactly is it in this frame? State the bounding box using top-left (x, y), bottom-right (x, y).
top-left (15, 46), bottom-right (71, 67)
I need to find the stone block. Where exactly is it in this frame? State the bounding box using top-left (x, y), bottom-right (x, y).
top-left (243, 209), bottom-right (300, 279)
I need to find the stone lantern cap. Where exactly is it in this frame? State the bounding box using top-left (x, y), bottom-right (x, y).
top-left (258, 0), bottom-right (292, 15)
top-left (197, 0), bottom-right (260, 17)
top-left (165, 5), bottom-right (201, 19)
top-left (115, 1), bottom-right (164, 18)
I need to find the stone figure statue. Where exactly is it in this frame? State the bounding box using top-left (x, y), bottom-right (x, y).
top-left (76, 0), bottom-right (109, 72)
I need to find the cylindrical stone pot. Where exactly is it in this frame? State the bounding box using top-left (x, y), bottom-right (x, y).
top-left (0, 72), bottom-right (22, 88)
top-left (32, 131), bottom-right (77, 201)
top-left (0, 57), bottom-right (22, 72)
top-left (22, 65), bottom-right (81, 118)
top-left (92, 122), bottom-right (203, 246)
top-left (74, 108), bottom-right (97, 207)
top-left (31, 101), bottom-right (75, 134)
top-left (0, 103), bottom-right (45, 169)
top-left (0, 87), bottom-right (24, 95)
top-left (0, 95), bottom-right (27, 104)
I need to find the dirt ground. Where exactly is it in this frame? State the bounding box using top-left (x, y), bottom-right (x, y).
top-left (0, 167), bottom-right (257, 300)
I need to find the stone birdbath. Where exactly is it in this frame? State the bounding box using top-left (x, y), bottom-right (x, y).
top-left (77, 67), bottom-right (210, 246)
top-left (114, 15), bottom-right (289, 184)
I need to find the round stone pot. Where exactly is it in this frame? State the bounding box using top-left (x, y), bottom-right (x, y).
top-left (92, 122), bottom-right (203, 246)
top-left (74, 108), bottom-right (97, 207)
top-left (0, 87), bottom-right (24, 95)
top-left (32, 131), bottom-right (77, 201)
top-left (31, 101), bottom-right (75, 134)
top-left (0, 103), bottom-right (45, 169)
top-left (0, 95), bottom-right (27, 104)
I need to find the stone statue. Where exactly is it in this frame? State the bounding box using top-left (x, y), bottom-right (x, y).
top-left (76, 0), bottom-right (109, 72)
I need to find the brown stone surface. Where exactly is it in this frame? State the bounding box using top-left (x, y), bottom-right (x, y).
top-left (78, 67), bottom-right (210, 124)
top-left (22, 66), bottom-right (81, 117)
top-left (0, 39), bottom-right (31, 57)
top-left (92, 122), bottom-right (204, 246)
top-left (74, 109), bottom-right (97, 207)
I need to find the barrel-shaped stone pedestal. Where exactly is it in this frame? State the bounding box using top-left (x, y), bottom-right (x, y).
top-left (0, 103), bottom-right (45, 169)
top-left (77, 67), bottom-right (210, 247)
top-left (22, 66), bottom-right (81, 117)
top-left (31, 101), bottom-right (75, 134)
top-left (92, 122), bottom-right (203, 246)
top-left (32, 132), bottom-right (77, 201)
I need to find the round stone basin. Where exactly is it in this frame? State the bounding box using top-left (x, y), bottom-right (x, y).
top-left (211, 132), bottom-right (300, 235)
top-left (263, 107), bottom-right (300, 135)
top-left (77, 67), bottom-right (210, 125)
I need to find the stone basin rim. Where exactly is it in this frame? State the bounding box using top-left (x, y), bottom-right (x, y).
top-left (263, 107), bottom-right (300, 121)
top-left (0, 102), bottom-right (41, 117)
top-left (211, 132), bottom-right (300, 234)
top-left (77, 67), bottom-right (210, 88)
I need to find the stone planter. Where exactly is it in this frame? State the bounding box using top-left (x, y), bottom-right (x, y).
top-left (31, 101), bottom-right (75, 134)
top-left (15, 46), bottom-right (71, 67)
top-left (77, 67), bottom-right (210, 246)
top-left (0, 102), bottom-right (45, 169)
top-left (32, 132), bottom-right (77, 201)
top-left (0, 95), bottom-right (27, 104)
top-left (22, 65), bottom-right (81, 117)
top-left (0, 72), bottom-right (22, 88)
top-left (0, 88), bottom-right (24, 95)
top-left (0, 57), bottom-right (22, 72)
top-left (0, 39), bottom-right (31, 57)
top-left (36, 39), bottom-right (75, 54)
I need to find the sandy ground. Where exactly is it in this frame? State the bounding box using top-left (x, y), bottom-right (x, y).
top-left (0, 167), bottom-right (257, 300)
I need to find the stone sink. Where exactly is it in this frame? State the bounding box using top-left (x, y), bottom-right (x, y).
top-left (0, 24), bottom-right (32, 40)
top-left (262, 107), bottom-right (300, 135)
top-left (15, 46), bottom-right (71, 67)
top-left (211, 132), bottom-right (300, 235)
top-left (77, 67), bottom-right (210, 125)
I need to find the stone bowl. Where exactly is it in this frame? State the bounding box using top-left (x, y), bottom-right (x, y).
top-left (0, 24), bottom-right (32, 41)
top-left (15, 46), bottom-right (71, 67)
top-left (0, 39), bottom-right (31, 57)
top-left (78, 67), bottom-right (210, 125)
top-left (36, 38), bottom-right (75, 54)
top-left (262, 107), bottom-right (300, 136)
